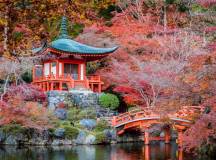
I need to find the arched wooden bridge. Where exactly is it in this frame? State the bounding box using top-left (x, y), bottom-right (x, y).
top-left (112, 106), bottom-right (205, 147)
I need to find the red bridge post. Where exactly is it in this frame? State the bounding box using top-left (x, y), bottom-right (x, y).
top-left (144, 131), bottom-right (150, 145)
top-left (112, 116), bottom-right (117, 126)
top-left (164, 127), bottom-right (171, 144)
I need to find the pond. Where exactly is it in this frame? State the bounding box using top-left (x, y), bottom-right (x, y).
top-left (0, 141), bottom-right (194, 160)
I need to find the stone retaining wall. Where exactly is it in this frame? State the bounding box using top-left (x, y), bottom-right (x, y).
top-left (47, 90), bottom-right (100, 110)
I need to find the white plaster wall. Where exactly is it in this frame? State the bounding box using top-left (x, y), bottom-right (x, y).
top-left (44, 63), bottom-right (50, 76)
top-left (59, 63), bottom-right (62, 76)
top-left (80, 64), bottom-right (84, 80)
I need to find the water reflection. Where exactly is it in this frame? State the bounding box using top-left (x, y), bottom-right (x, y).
top-left (0, 141), bottom-right (193, 160)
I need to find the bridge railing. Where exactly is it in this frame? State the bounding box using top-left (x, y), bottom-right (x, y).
top-left (112, 106), bottom-right (205, 127)
top-left (112, 109), bottom-right (158, 127)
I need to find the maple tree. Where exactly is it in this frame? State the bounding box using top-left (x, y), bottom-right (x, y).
top-left (0, 84), bottom-right (51, 130)
top-left (0, 96), bottom-right (52, 130)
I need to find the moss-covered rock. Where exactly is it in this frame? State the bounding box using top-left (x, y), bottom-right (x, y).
top-left (95, 132), bottom-right (106, 144)
top-left (0, 124), bottom-right (26, 135)
top-left (64, 126), bottom-right (79, 139)
top-left (94, 119), bottom-right (110, 132)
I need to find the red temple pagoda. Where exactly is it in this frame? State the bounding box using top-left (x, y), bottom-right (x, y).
top-left (32, 17), bottom-right (117, 93)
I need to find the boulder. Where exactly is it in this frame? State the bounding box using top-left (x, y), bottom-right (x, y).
top-left (51, 139), bottom-right (73, 146)
top-left (5, 135), bottom-right (17, 145)
top-left (54, 128), bottom-right (65, 138)
top-left (79, 119), bottom-right (96, 130)
top-left (29, 130), bottom-right (50, 145)
top-left (84, 135), bottom-right (96, 144)
top-left (103, 129), bottom-right (116, 141)
top-left (0, 131), bottom-right (6, 143)
top-left (55, 108), bottom-right (67, 120)
top-left (75, 131), bottom-right (86, 144)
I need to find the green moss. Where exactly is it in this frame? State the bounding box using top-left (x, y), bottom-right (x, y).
top-left (67, 107), bottom-right (81, 122)
top-left (0, 124), bottom-right (26, 135)
top-left (67, 107), bottom-right (97, 123)
top-left (78, 108), bottom-right (96, 120)
top-left (94, 119), bottom-right (110, 132)
top-left (95, 132), bottom-right (106, 144)
top-left (64, 126), bottom-right (79, 139)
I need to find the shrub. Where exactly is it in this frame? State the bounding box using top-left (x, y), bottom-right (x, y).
top-left (0, 96), bottom-right (53, 130)
top-left (60, 120), bottom-right (71, 127)
top-left (99, 93), bottom-right (119, 110)
top-left (67, 107), bottom-right (81, 122)
top-left (94, 119), bottom-right (110, 132)
top-left (3, 84), bottom-right (46, 102)
top-left (64, 126), bottom-right (79, 139)
top-left (0, 123), bottom-right (26, 135)
top-left (67, 107), bottom-right (97, 122)
top-left (95, 132), bottom-right (106, 144)
top-left (78, 108), bottom-right (96, 120)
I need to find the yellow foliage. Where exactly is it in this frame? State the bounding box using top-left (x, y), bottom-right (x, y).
top-left (0, 18), bottom-right (7, 25)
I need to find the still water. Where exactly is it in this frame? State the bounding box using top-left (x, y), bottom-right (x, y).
top-left (0, 141), bottom-right (193, 160)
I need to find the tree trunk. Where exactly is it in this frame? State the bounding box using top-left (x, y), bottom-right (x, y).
top-left (3, 6), bottom-right (9, 55)
top-left (1, 75), bottom-right (9, 101)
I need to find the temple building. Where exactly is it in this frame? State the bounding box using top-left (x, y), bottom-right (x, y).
top-left (32, 17), bottom-right (117, 93)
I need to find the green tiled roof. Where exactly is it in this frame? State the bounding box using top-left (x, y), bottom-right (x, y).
top-left (33, 16), bottom-right (118, 55)
top-left (51, 38), bottom-right (118, 54)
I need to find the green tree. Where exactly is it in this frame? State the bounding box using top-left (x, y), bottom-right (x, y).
top-left (99, 93), bottom-right (119, 110)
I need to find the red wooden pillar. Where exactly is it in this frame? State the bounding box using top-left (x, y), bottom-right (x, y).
top-left (78, 64), bottom-right (81, 80)
top-left (164, 127), bottom-right (171, 144)
top-left (98, 83), bottom-right (101, 93)
top-left (39, 83), bottom-right (42, 90)
top-left (91, 83), bottom-right (94, 92)
top-left (177, 130), bottom-right (183, 148)
top-left (62, 63), bottom-right (64, 77)
top-left (144, 145), bottom-right (150, 160)
top-left (47, 82), bottom-right (49, 91)
top-left (178, 148), bottom-right (183, 160)
top-left (144, 131), bottom-right (150, 145)
top-left (50, 82), bottom-right (54, 90)
top-left (56, 60), bottom-right (59, 78)
top-left (42, 82), bottom-right (45, 91)
top-left (165, 143), bottom-right (171, 159)
top-left (59, 82), bottom-right (63, 91)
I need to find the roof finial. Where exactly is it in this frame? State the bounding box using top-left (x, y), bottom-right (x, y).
top-left (58, 16), bottom-right (70, 39)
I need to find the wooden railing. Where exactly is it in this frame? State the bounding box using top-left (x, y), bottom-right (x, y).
top-left (33, 74), bottom-right (102, 92)
top-left (112, 109), bottom-right (158, 127)
top-left (112, 106), bottom-right (205, 127)
top-left (87, 75), bottom-right (101, 82)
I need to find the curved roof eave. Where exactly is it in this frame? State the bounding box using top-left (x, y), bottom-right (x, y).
top-left (50, 38), bottom-right (118, 54)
